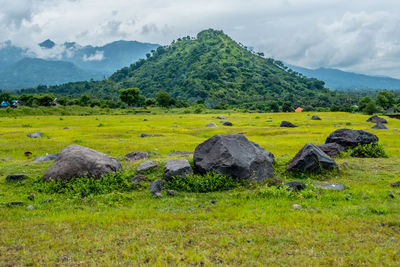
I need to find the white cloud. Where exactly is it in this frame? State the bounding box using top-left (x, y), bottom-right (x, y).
top-left (83, 50), bottom-right (104, 61)
top-left (0, 0), bottom-right (400, 77)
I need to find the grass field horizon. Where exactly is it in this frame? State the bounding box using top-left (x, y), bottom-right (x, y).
top-left (1, 111), bottom-right (399, 266)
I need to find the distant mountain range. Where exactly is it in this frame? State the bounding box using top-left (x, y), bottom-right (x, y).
top-left (289, 65), bottom-right (400, 91)
top-left (0, 40), bottom-right (159, 90)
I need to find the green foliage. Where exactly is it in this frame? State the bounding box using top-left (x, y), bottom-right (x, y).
top-left (358, 96), bottom-right (378, 114)
top-left (164, 172), bottom-right (243, 192)
top-left (155, 91), bottom-right (174, 107)
top-left (376, 90), bottom-right (395, 110)
top-left (348, 143), bottom-right (388, 158)
top-left (33, 171), bottom-right (137, 198)
top-left (119, 88), bottom-right (141, 107)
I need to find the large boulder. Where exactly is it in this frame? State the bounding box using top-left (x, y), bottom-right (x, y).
top-left (288, 143), bottom-right (338, 173)
top-left (325, 128), bottom-right (378, 148)
top-left (372, 122), bottom-right (388, 130)
top-left (367, 115), bottom-right (387, 124)
top-left (280, 121), bottom-right (297, 128)
top-left (193, 134), bottom-right (274, 182)
top-left (164, 159), bottom-right (193, 180)
top-left (316, 143), bottom-right (346, 157)
top-left (42, 145), bottom-right (121, 181)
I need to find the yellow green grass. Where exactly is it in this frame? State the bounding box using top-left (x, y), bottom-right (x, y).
top-left (0, 112), bottom-right (399, 266)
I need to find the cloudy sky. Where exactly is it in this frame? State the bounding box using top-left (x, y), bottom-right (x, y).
top-left (1, 0), bottom-right (400, 77)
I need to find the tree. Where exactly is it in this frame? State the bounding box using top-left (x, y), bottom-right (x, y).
top-left (376, 90), bottom-right (395, 110)
top-left (364, 101), bottom-right (378, 115)
top-left (281, 101), bottom-right (293, 112)
top-left (155, 91), bottom-right (174, 107)
top-left (119, 88), bottom-right (140, 107)
top-left (358, 97), bottom-right (374, 111)
top-left (79, 94), bottom-right (90, 106)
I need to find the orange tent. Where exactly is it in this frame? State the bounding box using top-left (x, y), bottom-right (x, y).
top-left (295, 107), bottom-right (303, 113)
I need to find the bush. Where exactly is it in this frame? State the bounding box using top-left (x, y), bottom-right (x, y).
top-left (165, 172), bottom-right (243, 192)
top-left (348, 143), bottom-right (388, 158)
top-left (33, 171), bottom-right (137, 198)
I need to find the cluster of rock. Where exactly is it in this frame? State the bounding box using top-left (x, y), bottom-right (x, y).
top-left (367, 115), bottom-right (388, 130)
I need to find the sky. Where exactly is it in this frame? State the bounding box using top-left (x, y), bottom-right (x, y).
top-left (1, 0), bottom-right (400, 78)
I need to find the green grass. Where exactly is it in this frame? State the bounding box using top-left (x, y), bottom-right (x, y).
top-left (0, 111), bottom-right (399, 266)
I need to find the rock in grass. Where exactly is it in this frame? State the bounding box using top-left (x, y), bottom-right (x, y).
top-left (42, 145), bottom-right (121, 182)
top-left (391, 181), bottom-right (400, 187)
top-left (316, 143), bottom-right (346, 157)
top-left (325, 128), bottom-right (378, 148)
top-left (314, 184), bottom-right (345, 191)
top-left (206, 122), bottom-right (218, 128)
top-left (0, 157), bottom-right (12, 161)
top-left (285, 181), bottom-right (306, 192)
top-left (26, 205), bottom-right (35, 210)
top-left (372, 122), bottom-right (388, 130)
top-left (167, 190), bottom-right (177, 196)
top-left (27, 195), bottom-right (34, 201)
top-left (291, 204), bottom-right (302, 210)
top-left (311, 115), bottom-right (322, 120)
top-left (167, 151), bottom-right (193, 156)
top-left (280, 121), bottom-right (297, 128)
top-left (164, 159), bottom-right (193, 180)
top-left (130, 174), bottom-right (147, 185)
top-left (288, 143), bottom-right (338, 173)
top-left (216, 116), bottom-right (227, 119)
top-left (33, 153), bottom-right (59, 163)
top-left (194, 134), bottom-right (274, 182)
top-left (137, 160), bottom-right (158, 173)
top-left (125, 151), bottom-right (148, 161)
top-left (27, 131), bottom-right (42, 138)
top-left (367, 115), bottom-right (387, 124)
top-left (6, 174), bottom-right (26, 182)
top-left (220, 121), bottom-right (233, 126)
top-left (149, 179), bottom-right (164, 194)
top-left (140, 133), bottom-right (152, 138)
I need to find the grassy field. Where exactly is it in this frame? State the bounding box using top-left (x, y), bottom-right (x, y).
top-left (0, 111), bottom-right (399, 266)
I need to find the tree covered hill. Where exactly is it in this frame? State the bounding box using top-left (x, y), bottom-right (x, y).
top-left (18, 29), bottom-right (355, 109)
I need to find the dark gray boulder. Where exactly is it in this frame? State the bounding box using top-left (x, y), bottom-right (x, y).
top-left (125, 151), bottom-right (148, 161)
top-left (42, 145), bottom-right (121, 181)
top-left (280, 121), bottom-right (298, 128)
top-left (6, 174), bottom-right (27, 182)
top-left (311, 115), bottom-right (322, 120)
top-left (288, 143), bottom-right (338, 173)
top-left (137, 160), bottom-right (158, 172)
top-left (149, 179), bottom-right (164, 194)
top-left (140, 133), bottom-right (152, 138)
top-left (284, 181), bottom-right (306, 192)
top-left (164, 159), bottom-right (193, 180)
top-left (367, 115), bottom-right (387, 124)
top-left (193, 134), bottom-right (275, 182)
top-left (325, 128), bottom-right (378, 148)
top-left (316, 143), bottom-right (346, 157)
top-left (391, 181), bottom-right (400, 187)
top-left (220, 121), bottom-right (233, 126)
top-left (27, 131), bottom-right (42, 138)
top-left (372, 122), bottom-right (388, 130)
top-left (33, 153), bottom-right (59, 163)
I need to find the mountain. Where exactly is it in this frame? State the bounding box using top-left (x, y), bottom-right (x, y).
top-left (0, 58), bottom-right (103, 89)
top-left (0, 40), bottom-right (159, 90)
top-left (108, 29), bottom-right (334, 106)
top-left (289, 65), bottom-right (400, 91)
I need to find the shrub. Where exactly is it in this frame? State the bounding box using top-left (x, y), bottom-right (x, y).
top-left (348, 142), bottom-right (388, 158)
top-left (164, 172), bottom-right (243, 192)
top-left (33, 171), bottom-right (138, 198)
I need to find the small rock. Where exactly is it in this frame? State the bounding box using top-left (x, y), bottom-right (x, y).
top-left (137, 160), bottom-right (158, 172)
top-left (164, 159), bottom-right (193, 180)
top-left (0, 157), bottom-right (12, 161)
top-left (284, 181), bottom-right (306, 192)
top-left (216, 116), bottom-right (227, 119)
top-left (291, 204), bottom-right (301, 210)
top-left (334, 124), bottom-right (341, 127)
top-left (153, 192), bottom-right (163, 198)
top-left (63, 127), bottom-right (69, 129)
top-left (311, 115), bottom-right (322, 120)
top-left (33, 153), bottom-right (59, 163)
top-left (314, 184), bottom-right (345, 191)
top-left (341, 162), bottom-right (349, 169)
top-left (125, 151), bottom-right (148, 161)
top-left (220, 121), bottom-right (233, 126)
top-left (7, 201), bottom-right (23, 207)
top-left (167, 190), bottom-right (177, 196)
top-left (6, 174), bottom-right (26, 182)
top-left (280, 121), bottom-right (297, 128)
top-left (43, 199), bottom-right (51, 203)
top-left (149, 179), bottom-right (164, 194)
top-left (27, 131), bottom-right (42, 138)
top-left (143, 119), bottom-right (148, 121)
top-left (26, 205), bottom-right (35, 210)
top-left (372, 122), bottom-right (388, 130)
top-left (210, 200), bottom-right (216, 204)
top-left (388, 193), bottom-right (395, 199)
top-left (27, 195), bottom-right (34, 201)
top-left (140, 133), bottom-right (152, 138)
top-left (130, 174), bottom-right (147, 185)
top-left (206, 122), bottom-right (218, 128)
top-left (391, 181), bottom-right (400, 187)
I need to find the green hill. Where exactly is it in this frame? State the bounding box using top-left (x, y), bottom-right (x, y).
top-left (110, 29), bottom-right (331, 106)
